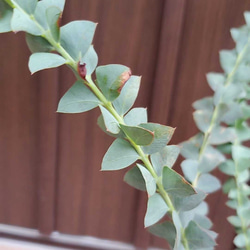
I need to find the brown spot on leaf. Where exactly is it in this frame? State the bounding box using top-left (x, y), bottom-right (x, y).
top-left (118, 68), bottom-right (132, 92)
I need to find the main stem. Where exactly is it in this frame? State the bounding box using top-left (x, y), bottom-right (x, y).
top-left (8, 2), bottom-right (190, 248)
top-left (192, 38), bottom-right (250, 187)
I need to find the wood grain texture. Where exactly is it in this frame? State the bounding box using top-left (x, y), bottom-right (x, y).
top-left (0, 0), bottom-right (250, 249)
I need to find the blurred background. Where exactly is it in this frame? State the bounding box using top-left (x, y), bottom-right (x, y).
top-left (0, 0), bottom-right (250, 249)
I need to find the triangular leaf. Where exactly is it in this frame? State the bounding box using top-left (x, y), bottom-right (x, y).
top-left (144, 193), bottom-right (169, 227)
top-left (57, 81), bottom-right (100, 113)
top-left (162, 167), bottom-right (195, 196)
top-left (148, 221), bottom-right (176, 249)
top-left (206, 73), bottom-right (225, 91)
top-left (137, 164), bottom-right (156, 197)
top-left (0, 1), bottom-right (13, 33)
top-left (197, 174), bottom-right (221, 193)
top-left (25, 33), bottom-right (53, 53)
top-left (99, 105), bottom-right (120, 134)
top-left (46, 6), bottom-right (61, 42)
top-left (124, 107), bottom-right (148, 126)
top-left (219, 49), bottom-right (237, 74)
top-left (170, 188), bottom-right (206, 212)
top-left (181, 159), bottom-right (199, 183)
top-left (81, 46), bottom-right (98, 76)
top-left (28, 52), bottom-right (66, 74)
top-left (96, 64), bottom-right (131, 101)
top-left (11, 8), bottom-right (42, 35)
top-left (124, 166), bottom-right (146, 191)
top-left (15, 0), bottom-right (37, 14)
top-left (151, 145), bottom-right (180, 176)
top-left (113, 76), bottom-right (141, 115)
top-left (193, 109), bottom-right (212, 133)
top-left (120, 124), bottom-right (154, 146)
top-left (102, 138), bottom-right (139, 171)
top-left (60, 20), bottom-right (97, 60)
top-left (140, 123), bottom-right (175, 155)
top-left (185, 221), bottom-right (217, 249)
top-left (209, 126), bottom-right (236, 145)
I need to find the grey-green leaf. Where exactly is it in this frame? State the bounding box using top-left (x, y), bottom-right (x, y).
top-left (0, 1), bottom-right (13, 33)
top-left (81, 46), bottom-right (98, 76)
top-left (120, 124), bottom-right (154, 146)
top-left (113, 76), bottom-right (141, 115)
top-left (25, 33), bottom-right (53, 53)
top-left (162, 167), bottom-right (196, 196)
top-left (57, 81), bottom-right (100, 113)
top-left (96, 64), bottom-right (131, 101)
top-left (193, 109), bottom-right (212, 133)
top-left (28, 52), bottom-right (66, 74)
top-left (60, 20), bottom-right (97, 60)
top-left (151, 145), bottom-right (180, 176)
top-left (102, 138), bottom-right (139, 171)
top-left (140, 123), bottom-right (175, 155)
top-left (185, 221), bottom-right (217, 249)
top-left (181, 159), bottom-right (199, 183)
top-left (219, 49), bottom-right (237, 74)
top-left (144, 193), bottom-right (169, 228)
top-left (15, 0), bottom-right (37, 14)
top-left (11, 8), bottom-right (42, 35)
top-left (124, 166), bottom-right (146, 191)
top-left (148, 221), bottom-right (176, 249)
top-left (137, 164), bottom-right (156, 197)
top-left (124, 108), bottom-right (148, 126)
top-left (99, 106), bottom-right (120, 134)
top-left (46, 6), bottom-right (61, 42)
top-left (197, 174), bottom-right (221, 193)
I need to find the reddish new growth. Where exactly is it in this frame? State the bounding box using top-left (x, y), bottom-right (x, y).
top-left (118, 68), bottom-right (132, 92)
top-left (77, 62), bottom-right (87, 80)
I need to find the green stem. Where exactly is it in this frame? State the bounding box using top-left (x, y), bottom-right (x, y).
top-left (192, 37), bottom-right (250, 188)
top-left (8, 2), bottom-right (190, 248)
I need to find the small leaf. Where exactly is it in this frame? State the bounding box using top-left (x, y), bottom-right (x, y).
top-left (96, 64), bottom-right (131, 101)
top-left (193, 109), bottom-right (212, 133)
top-left (148, 221), bottom-right (176, 249)
top-left (97, 115), bottom-right (124, 138)
top-left (137, 164), bottom-right (156, 197)
top-left (162, 167), bottom-right (195, 196)
top-left (151, 145), bottom-right (180, 176)
top-left (206, 72), bottom-right (225, 91)
top-left (81, 46), bottom-right (98, 76)
top-left (197, 174), bottom-right (221, 193)
top-left (209, 126), bottom-right (236, 145)
top-left (140, 123), bottom-right (175, 155)
top-left (46, 6), bottom-right (61, 42)
top-left (34, 0), bottom-right (65, 29)
top-left (192, 97), bottom-right (214, 111)
top-left (28, 52), bottom-right (66, 74)
top-left (124, 166), bottom-right (146, 191)
top-left (124, 107), bottom-right (147, 126)
top-left (193, 214), bottom-right (213, 230)
top-left (234, 233), bottom-right (247, 248)
top-left (170, 188), bottom-right (206, 212)
top-left (15, 0), bottom-right (37, 14)
top-left (99, 106), bottom-right (120, 134)
top-left (172, 211), bottom-right (183, 250)
top-left (57, 81), bottom-right (100, 113)
top-left (198, 145), bottom-right (225, 173)
top-left (25, 33), bottom-right (53, 53)
top-left (144, 193), bottom-right (169, 227)
top-left (11, 8), bottom-right (42, 35)
top-left (181, 159), bottom-right (199, 183)
top-left (219, 49), bottom-right (237, 74)
top-left (0, 1), bottom-right (13, 33)
top-left (185, 221), bottom-right (217, 249)
top-left (180, 133), bottom-right (203, 160)
top-left (113, 76), bottom-right (141, 115)
top-left (120, 124), bottom-right (154, 146)
top-left (219, 160), bottom-right (235, 176)
top-left (228, 216), bottom-right (242, 227)
top-left (222, 178), bottom-right (236, 194)
top-left (60, 20), bottom-right (97, 60)
top-left (102, 138), bottom-right (139, 171)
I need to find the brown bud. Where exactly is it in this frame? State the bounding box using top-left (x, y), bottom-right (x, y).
top-left (118, 68), bottom-right (132, 92)
top-left (77, 62), bottom-right (87, 80)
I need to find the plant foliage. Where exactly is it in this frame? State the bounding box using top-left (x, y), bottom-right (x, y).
top-left (0, 1), bottom-right (249, 249)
